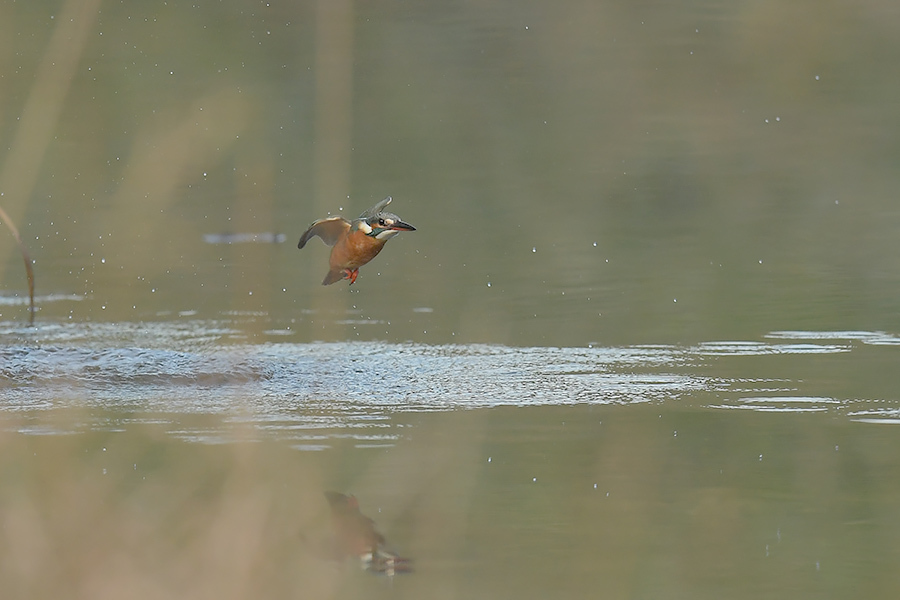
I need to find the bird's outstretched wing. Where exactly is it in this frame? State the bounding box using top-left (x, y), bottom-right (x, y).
top-left (359, 197), bottom-right (392, 219)
top-left (298, 216), bottom-right (350, 249)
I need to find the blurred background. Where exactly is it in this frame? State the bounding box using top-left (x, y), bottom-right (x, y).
top-left (2, 0), bottom-right (900, 598)
top-left (1, 0), bottom-right (898, 345)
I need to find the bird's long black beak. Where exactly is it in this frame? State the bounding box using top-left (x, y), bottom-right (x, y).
top-left (389, 220), bottom-right (416, 231)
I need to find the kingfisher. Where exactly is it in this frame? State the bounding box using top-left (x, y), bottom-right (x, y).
top-left (323, 491), bottom-right (412, 574)
top-left (297, 197), bottom-right (415, 285)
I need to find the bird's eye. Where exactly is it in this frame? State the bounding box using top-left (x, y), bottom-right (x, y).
top-left (378, 218), bottom-right (386, 225)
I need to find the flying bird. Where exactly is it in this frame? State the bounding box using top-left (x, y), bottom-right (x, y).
top-left (297, 197), bottom-right (415, 285)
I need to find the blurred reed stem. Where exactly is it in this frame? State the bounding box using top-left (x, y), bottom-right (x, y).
top-left (0, 205), bottom-right (34, 324)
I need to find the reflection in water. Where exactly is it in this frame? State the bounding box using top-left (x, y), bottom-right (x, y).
top-left (2, 319), bottom-right (900, 598)
top-left (320, 491), bottom-right (412, 575)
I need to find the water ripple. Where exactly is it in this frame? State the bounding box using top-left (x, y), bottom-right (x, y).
top-left (1, 322), bottom-right (898, 442)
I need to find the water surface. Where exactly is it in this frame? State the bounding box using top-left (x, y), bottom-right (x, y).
top-left (2, 0), bottom-right (900, 598)
top-left (2, 317), bottom-right (900, 598)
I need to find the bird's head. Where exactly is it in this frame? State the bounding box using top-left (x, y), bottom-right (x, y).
top-left (355, 197), bottom-right (416, 240)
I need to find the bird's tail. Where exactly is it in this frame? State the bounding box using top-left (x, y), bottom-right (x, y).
top-left (322, 269), bottom-right (346, 285)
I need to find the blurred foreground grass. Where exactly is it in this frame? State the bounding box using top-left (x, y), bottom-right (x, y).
top-left (3, 401), bottom-right (900, 599)
top-left (0, 408), bottom-right (484, 600)
top-left (0, 414), bottom-right (335, 599)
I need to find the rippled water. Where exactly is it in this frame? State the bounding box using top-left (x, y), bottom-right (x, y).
top-left (3, 317), bottom-right (898, 445)
top-left (4, 317), bottom-right (899, 599)
top-left (2, 0), bottom-right (900, 596)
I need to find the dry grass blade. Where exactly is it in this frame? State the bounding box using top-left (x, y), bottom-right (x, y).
top-left (0, 0), bottom-right (100, 326)
top-left (0, 204), bottom-right (35, 325)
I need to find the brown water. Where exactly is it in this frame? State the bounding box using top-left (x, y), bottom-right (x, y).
top-left (2, 0), bottom-right (900, 598)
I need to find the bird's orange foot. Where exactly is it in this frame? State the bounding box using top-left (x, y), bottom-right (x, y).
top-left (345, 268), bottom-right (360, 285)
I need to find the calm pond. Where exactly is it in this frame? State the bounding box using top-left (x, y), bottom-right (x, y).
top-left (2, 0), bottom-right (900, 598)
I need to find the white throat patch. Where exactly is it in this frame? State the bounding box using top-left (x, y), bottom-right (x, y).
top-left (376, 229), bottom-right (400, 240)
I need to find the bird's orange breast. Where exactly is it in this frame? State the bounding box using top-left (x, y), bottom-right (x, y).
top-left (329, 230), bottom-right (386, 271)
